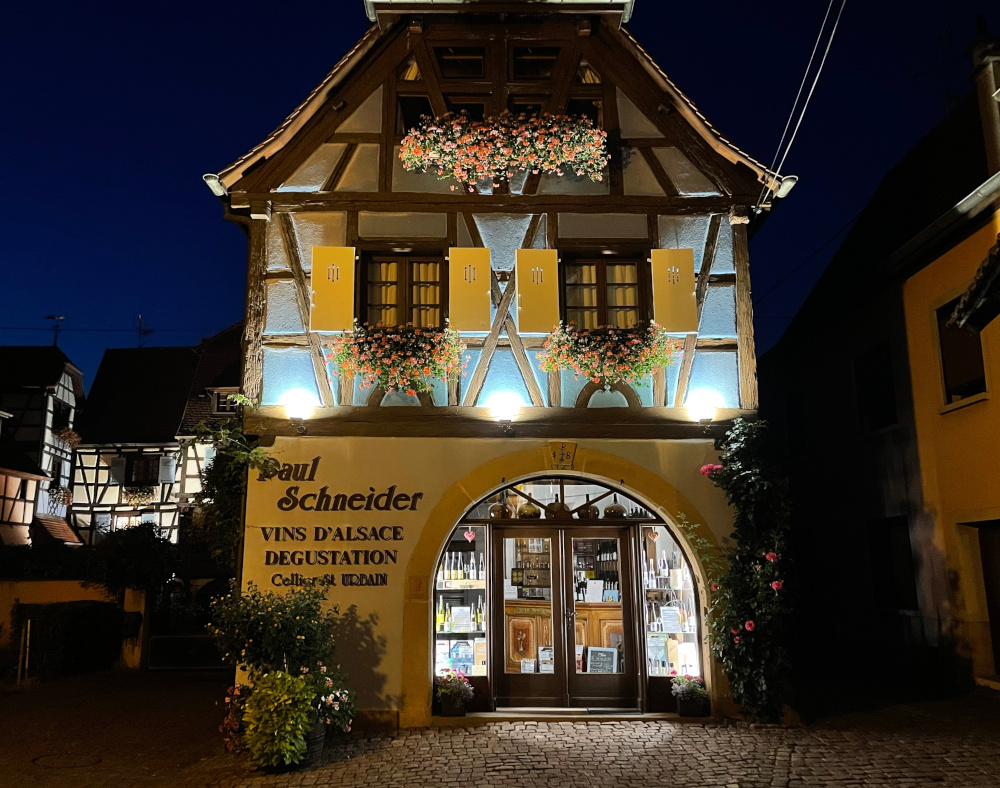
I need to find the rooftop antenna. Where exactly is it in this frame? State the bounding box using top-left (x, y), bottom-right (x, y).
top-left (134, 314), bottom-right (153, 347)
top-left (43, 315), bottom-right (65, 347)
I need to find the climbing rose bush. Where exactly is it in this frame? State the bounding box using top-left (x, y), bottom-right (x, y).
top-left (399, 111), bottom-right (608, 190)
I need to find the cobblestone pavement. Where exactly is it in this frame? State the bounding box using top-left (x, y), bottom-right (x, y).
top-left (3, 672), bottom-right (999, 788)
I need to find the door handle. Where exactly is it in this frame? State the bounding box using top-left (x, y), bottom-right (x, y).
top-left (565, 611), bottom-right (576, 621)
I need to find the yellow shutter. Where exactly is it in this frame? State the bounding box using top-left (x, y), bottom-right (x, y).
top-left (310, 247), bottom-right (356, 332)
top-left (515, 249), bottom-right (560, 334)
top-left (650, 248), bottom-right (697, 333)
top-left (448, 248), bottom-right (492, 331)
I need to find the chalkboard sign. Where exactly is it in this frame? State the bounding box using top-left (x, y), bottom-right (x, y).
top-left (586, 646), bottom-right (617, 674)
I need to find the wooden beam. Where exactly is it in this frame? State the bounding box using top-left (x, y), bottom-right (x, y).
top-left (731, 212), bottom-right (758, 409)
top-left (322, 142), bottom-right (357, 192)
top-left (243, 219), bottom-right (268, 405)
top-left (501, 266), bottom-right (545, 407)
top-left (462, 267), bottom-right (518, 406)
top-left (639, 146), bottom-right (679, 196)
top-left (673, 213), bottom-right (723, 407)
top-left (277, 214), bottom-right (335, 408)
top-left (244, 405), bottom-right (755, 440)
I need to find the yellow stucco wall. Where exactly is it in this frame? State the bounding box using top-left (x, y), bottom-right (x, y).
top-left (903, 211), bottom-right (1000, 677)
top-left (0, 581), bottom-right (114, 648)
top-left (242, 436), bottom-right (731, 727)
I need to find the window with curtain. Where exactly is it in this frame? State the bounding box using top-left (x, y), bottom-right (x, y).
top-left (561, 259), bottom-right (646, 329)
top-left (365, 255), bottom-right (445, 328)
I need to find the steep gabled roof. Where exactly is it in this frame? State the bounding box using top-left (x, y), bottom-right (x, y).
top-left (0, 346), bottom-right (81, 392)
top-left (211, 17), bottom-right (785, 196)
top-left (76, 347), bottom-right (200, 445)
top-left (177, 324), bottom-right (244, 436)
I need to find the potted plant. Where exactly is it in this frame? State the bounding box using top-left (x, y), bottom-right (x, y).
top-left (399, 110), bottom-right (609, 191)
top-left (670, 673), bottom-right (710, 717)
top-left (299, 661), bottom-right (355, 766)
top-left (539, 322), bottom-right (682, 389)
top-left (242, 671), bottom-right (315, 770)
top-left (435, 669), bottom-right (474, 717)
top-left (326, 322), bottom-right (465, 396)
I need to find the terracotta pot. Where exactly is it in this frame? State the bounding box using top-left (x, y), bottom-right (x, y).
top-left (439, 696), bottom-right (467, 717)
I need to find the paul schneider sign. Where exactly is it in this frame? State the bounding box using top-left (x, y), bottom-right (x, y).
top-left (250, 455), bottom-right (423, 589)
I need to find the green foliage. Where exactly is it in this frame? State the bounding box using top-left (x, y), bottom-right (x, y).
top-left (701, 418), bottom-right (791, 723)
top-left (191, 422), bottom-right (277, 570)
top-left (207, 581), bottom-right (339, 673)
top-left (90, 523), bottom-right (177, 596)
top-left (242, 671), bottom-right (314, 768)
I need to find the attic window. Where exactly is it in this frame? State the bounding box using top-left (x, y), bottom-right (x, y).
top-left (435, 47), bottom-right (485, 79)
top-left (446, 99), bottom-right (486, 122)
top-left (212, 391), bottom-right (239, 415)
top-left (512, 47), bottom-right (560, 80)
top-left (398, 56), bottom-right (421, 81)
top-left (397, 95), bottom-right (434, 134)
top-left (576, 58), bottom-right (601, 84)
top-left (565, 98), bottom-right (602, 125)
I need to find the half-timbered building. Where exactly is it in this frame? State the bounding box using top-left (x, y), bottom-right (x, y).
top-left (210, 0), bottom-right (792, 726)
top-left (70, 327), bottom-right (241, 544)
top-left (0, 346), bottom-right (84, 547)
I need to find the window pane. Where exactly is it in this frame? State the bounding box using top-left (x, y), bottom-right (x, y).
top-left (606, 264), bottom-right (638, 284)
top-left (566, 308), bottom-right (598, 329)
top-left (368, 284), bottom-right (397, 305)
top-left (512, 47), bottom-right (560, 80)
top-left (435, 47), bottom-right (485, 79)
top-left (434, 524), bottom-right (487, 677)
top-left (937, 298), bottom-right (986, 403)
top-left (642, 525), bottom-right (700, 676)
top-left (504, 536), bottom-right (552, 674)
top-left (571, 538), bottom-right (624, 673)
top-left (564, 264), bottom-right (596, 285)
top-left (608, 308), bottom-right (639, 328)
top-left (565, 285), bottom-right (597, 308)
top-left (368, 306), bottom-right (398, 325)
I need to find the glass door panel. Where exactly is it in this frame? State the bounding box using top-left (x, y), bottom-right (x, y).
top-left (492, 527), bottom-right (565, 707)
top-left (641, 525), bottom-right (700, 678)
top-left (563, 528), bottom-right (637, 708)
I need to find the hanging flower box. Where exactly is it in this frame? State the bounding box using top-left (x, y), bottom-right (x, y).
top-left (54, 427), bottom-right (81, 447)
top-left (538, 322), bottom-right (682, 388)
top-left (47, 485), bottom-right (73, 507)
top-left (121, 486), bottom-right (156, 508)
top-left (325, 322), bottom-right (466, 396)
top-left (399, 111), bottom-right (608, 191)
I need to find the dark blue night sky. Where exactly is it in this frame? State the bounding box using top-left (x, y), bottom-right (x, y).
top-left (1, 0), bottom-right (996, 389)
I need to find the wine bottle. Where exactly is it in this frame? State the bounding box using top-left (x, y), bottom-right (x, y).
top-left (479, 552), bottom-right (485, 581)
top-left (443, 604), bottom-right (452, 633)
top-left (436, 597), bottom-right (444, 632)
top-left (437, 558), bottom-right (445, 586)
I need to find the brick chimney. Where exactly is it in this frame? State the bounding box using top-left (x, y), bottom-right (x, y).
top-left (972, 16), bottom-right (1000, 175)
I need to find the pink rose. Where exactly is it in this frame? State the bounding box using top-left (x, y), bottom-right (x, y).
top-left (771, 580), bottom-right (784, 591)
top-left (711, 583), bottom-right (719, 592)
top-left (733, 636), bottom-right (740, 643)
top-left (730, 627), bottom-right (740, 634)
top-left (744, 621), bottom-right (755, 632)
top-left (764, 552), bottom-right (778, 562)
top-left (699, 463), bottom-right (723, 478)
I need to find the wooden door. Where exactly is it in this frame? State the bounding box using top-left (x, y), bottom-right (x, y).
top-left (492, 527), bottom-right (566, 706)
top-left (563, 527), bottom-right (638, 708)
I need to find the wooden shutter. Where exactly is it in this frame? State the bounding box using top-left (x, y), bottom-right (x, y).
top-left (158, 456), bottom-right (176, 484)
top-left (515, 249), bottom-right (560, 334)
top-left (650, 249), bottom-right (697, 333)
top-left (310, 247), bottom-right (356, 332)
top-left (448, 248), bottom-right (492, 331)
top-left (109, 456), bottom-right (126, 484)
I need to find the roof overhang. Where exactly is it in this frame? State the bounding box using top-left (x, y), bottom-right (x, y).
top-left (952, 233), bottom-right (1000, 331)
top-left (365, 0), bottom-right (634, 24)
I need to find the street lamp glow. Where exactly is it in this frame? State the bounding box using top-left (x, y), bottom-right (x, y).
top-left (685, 388), bottom-right (725, 422)
top-left (278, 388), bottom-right (320, 421)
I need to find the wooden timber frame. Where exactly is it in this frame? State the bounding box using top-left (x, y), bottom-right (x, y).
top-left (224, 11), bottom-right (773, 428)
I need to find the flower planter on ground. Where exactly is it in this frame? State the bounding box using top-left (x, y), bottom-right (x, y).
top-left (439, 695), bottom-right (467, 717)
top-left (676, 696), bottom-right (711, 718)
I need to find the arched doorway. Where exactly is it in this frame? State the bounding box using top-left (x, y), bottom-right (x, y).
top-left (431, 474), bottom-right (703, 712)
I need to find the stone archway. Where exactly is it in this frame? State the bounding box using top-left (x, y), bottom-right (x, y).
top-left (399, 445), bottom-right (721, 727)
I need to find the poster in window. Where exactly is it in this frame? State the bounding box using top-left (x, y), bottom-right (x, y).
top-left (586, 647), bottom-right (617, 674)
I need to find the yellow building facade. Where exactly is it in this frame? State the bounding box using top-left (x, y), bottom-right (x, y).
top-left (903, 212), bottom-right (1000, 681)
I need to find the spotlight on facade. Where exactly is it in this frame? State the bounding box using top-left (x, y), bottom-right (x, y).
top-left (685, 388), bottom-right (725, 424)
top-left (485, 390), bottom-right (525, 436)
top-left (278, 388), bottom-right (320, 433)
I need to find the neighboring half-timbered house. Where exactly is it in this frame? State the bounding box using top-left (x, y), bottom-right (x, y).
top-left (209, 0), bottom-right (792, 726)
top-left (70, 326), bottom-right (242, 544)
top-left (0, 346), bottom-right (84, 547)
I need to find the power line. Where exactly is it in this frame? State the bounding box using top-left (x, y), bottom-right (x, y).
top-left (0, 326), bottom-right (221, 334)
top-left (756, 0), bottom-right (848, 213)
